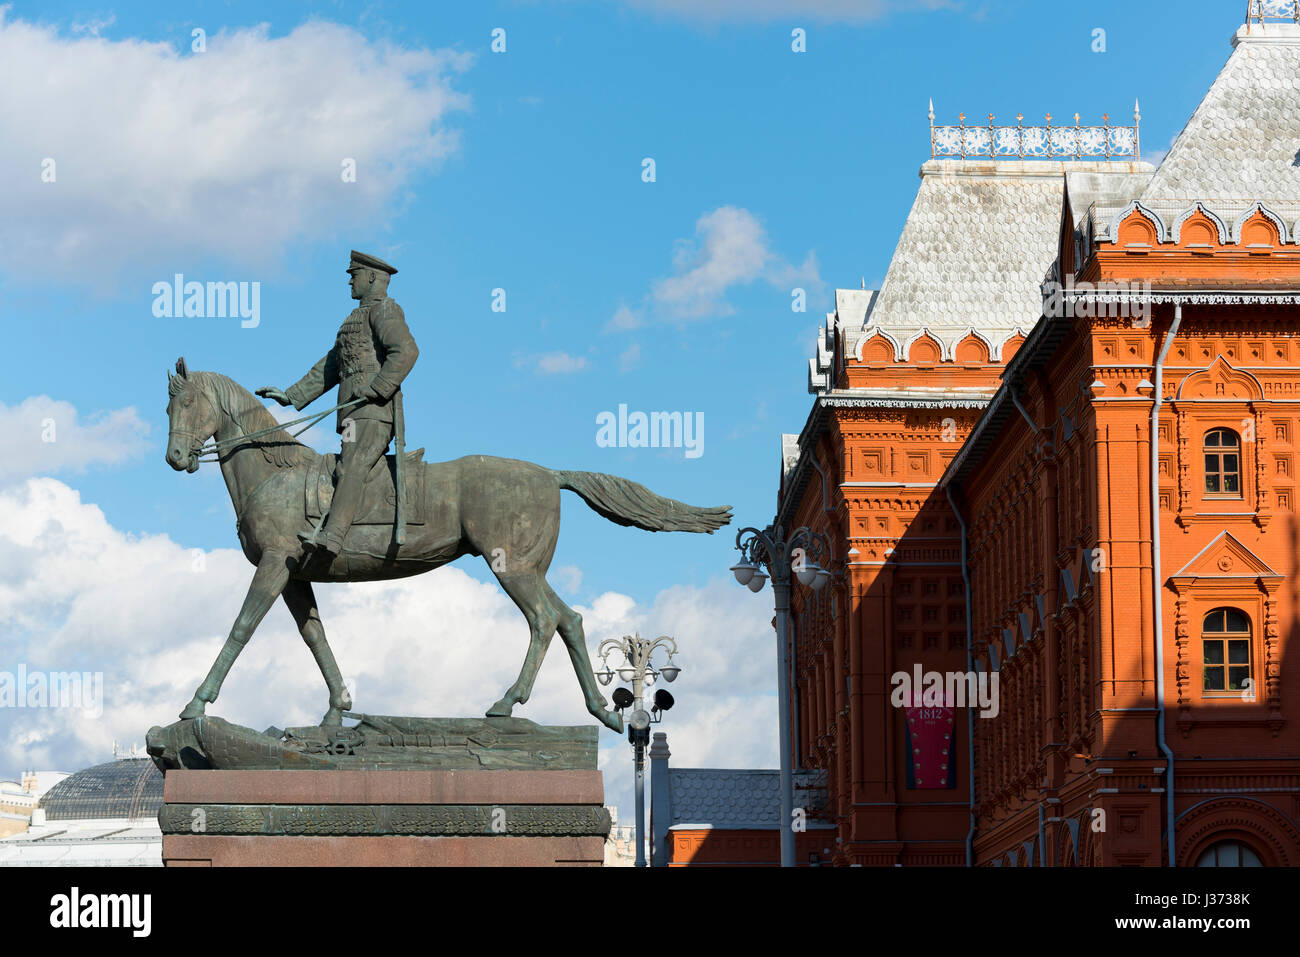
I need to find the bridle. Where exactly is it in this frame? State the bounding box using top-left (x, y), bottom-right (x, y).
top-left (166, 365), bottom-right (366, 465)
top-left (192, 398), bottom-right (365, 463)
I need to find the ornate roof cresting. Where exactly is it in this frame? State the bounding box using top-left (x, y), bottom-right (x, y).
top-left (1247, 0), bottom-right (1299, 27)
top-left (930, 101), bottom-right (1140, 161)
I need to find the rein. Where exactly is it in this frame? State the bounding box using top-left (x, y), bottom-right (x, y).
top-left (195, 398), bottom-right (366, 463)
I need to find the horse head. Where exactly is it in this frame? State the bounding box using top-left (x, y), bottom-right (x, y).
top-left (164, 357), bottom-right (217, 473)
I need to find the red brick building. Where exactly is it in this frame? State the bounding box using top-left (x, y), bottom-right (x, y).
top-left (777, 11), bottom-right (1300, 866)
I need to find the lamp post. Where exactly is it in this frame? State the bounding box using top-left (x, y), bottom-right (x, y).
top-left (731, 524), bottom-right (831, 867)
top-left (596, 633), bottom-right (680, 867)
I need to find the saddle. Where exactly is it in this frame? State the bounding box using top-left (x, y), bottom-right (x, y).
top-left (305, 448), bottom-right (427, 526)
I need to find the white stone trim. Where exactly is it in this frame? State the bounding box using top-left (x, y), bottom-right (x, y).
top-left (1170, 202), bottom-right (1230, 245)
top-left (1107, 200), bottom-right (1168, 244)
top-left (902, 327), bottom-right (945, 362)
top-left (853, 326), bottom-right (904, 362)
top-left (1232, 202), bottom-right (1290, 244)
top-left (956, 326), bottom-right (996, 361)
top-left (992, 327), bottom-right (1030, 362)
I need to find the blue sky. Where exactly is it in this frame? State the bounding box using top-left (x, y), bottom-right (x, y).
top-left (2, 0), bottom-right (1241, 594)
top-left (0, 0), bottom-right (1248, 801)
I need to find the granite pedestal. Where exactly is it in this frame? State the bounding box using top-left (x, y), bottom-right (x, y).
top-left (160, 768), bottom-right (609, 866)
top-left (152, 717), bottom-right (610, 866)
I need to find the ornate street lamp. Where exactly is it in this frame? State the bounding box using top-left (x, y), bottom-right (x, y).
top-left (732, 524), bottom-right (831, 867)
top-left (597, 633), bottom-right (680, 867)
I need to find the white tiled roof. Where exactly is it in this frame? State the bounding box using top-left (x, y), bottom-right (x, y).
top-left (843, 160), bottom-right (1154, 362)
top-left (781, 433), bottom-right (800, 483)
top-left (1089, 24), bottom-right (1300, 241)
top-left (1064, 169), bottom-right (1154, 231)
top-left (1143, 24), bottom-right (1300, 207)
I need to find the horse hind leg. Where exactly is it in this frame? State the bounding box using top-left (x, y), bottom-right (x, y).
top-left (544, 581), bottom-right (622, 732)
top-left (486, 570), bottom-right (560, 719)
top-left (282, 578), bottom-right (352, 727)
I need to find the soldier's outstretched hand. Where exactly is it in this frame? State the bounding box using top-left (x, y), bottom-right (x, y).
top-left (256, 386), bottom-right (292, 407)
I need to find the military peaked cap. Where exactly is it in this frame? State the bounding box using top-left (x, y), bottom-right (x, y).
top-left (347, 250), bottom-right (398, 275)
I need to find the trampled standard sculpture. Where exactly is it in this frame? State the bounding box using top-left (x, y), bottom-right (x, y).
top-left (152, 253), bottom-right (730, 757)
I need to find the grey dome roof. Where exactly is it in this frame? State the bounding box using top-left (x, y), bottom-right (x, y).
top-left (39, 758), bottom-right (163, 822)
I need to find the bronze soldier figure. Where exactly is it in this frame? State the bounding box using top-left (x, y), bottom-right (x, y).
top-left (258, 250), bottom-right (418, 560)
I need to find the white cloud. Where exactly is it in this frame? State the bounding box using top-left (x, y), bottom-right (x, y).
top-left (1141, 133), bottom-right (1180, 173)
top-left (70, 14), bottom-right (115, 36)
top-left (648, 206), bottom-right (823, 320)
top-left (550, 564), bottom-right (583, 595)
top-left (0, 397), bottom-right (151, 482)
top-left (618, 342), bottom-right (641, 372)
top-left (0, 478), bottom-right (779, 819)
top-left (0, 12), bottom-right (473, 288)
top-left (606, 303), bottom-right (643, 332)
top-left (531, 352), bottom-right (589, 374)
top-left (612, 0), bottom-right (955, 24)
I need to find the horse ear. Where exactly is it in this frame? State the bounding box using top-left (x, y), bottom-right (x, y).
top-left (176, 357), bottom-right (189, 378)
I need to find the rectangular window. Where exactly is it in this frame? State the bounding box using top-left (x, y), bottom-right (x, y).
top-left (1203, 637), bottom-right (1252, 693)
top-left (1204, 430), bottom-right (1243, 499)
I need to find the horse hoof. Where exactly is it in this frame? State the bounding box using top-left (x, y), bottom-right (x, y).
top-left (600, 710), bottom-right (623, 733)
top-left (321, 708), bottom-right (344, 728)
top-left (485, 699), bottom-right (514, 718)
top-left (179, 699), bottom-right (206, 720)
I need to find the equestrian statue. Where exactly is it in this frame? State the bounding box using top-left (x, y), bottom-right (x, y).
top-left (162, 251), bottom-right (731, 735)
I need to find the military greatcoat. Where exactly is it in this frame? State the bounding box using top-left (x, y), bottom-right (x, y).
top-left (285, 297), bottom-right (419, 433)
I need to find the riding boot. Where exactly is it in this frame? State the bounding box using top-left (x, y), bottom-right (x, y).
top-left (320, 420), bottom-right (391, 553)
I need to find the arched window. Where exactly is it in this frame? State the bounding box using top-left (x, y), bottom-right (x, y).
top-left (1204, 429), bottom-right (1242, 497)
top-left (1196, 840), bottom-right (1263, 866)
top-left (1202, 608), bottom-right (1252, 694)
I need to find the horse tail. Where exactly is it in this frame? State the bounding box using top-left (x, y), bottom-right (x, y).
top-left (553, 470), bottom-right (732, 534)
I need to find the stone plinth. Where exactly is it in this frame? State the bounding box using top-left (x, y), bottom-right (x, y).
top-left (160, 769), bottom-right (608, 867)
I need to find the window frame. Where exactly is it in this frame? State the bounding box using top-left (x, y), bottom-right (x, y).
top-left (1200, 606), bottom-right (1254, 698)
top-left (1195, 840), bottom-right (1263, 867)
top-left (1202, 428), bottom-right (1243, 500)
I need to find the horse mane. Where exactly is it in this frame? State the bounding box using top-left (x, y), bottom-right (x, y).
top-left (198, 372), bottom-right (319, 469)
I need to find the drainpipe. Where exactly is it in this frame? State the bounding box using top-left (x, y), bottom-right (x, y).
top-left (1151, 304), bottom-right (1182, 867)
top-left (1038, 802), bottom-right (1047, 867)
top-left (810, 455), bottom-right (833, 514)
top-left (945, 483), bottom-right (977, 867)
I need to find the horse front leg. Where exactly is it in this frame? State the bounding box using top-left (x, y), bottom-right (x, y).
top-left (180, 552), bottom-right (293, 720)
top-left (282, 578), bottom-right (352, 727)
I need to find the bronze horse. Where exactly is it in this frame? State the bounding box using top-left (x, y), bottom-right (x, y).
top-left (163, 358), bottom-right (730, 732)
